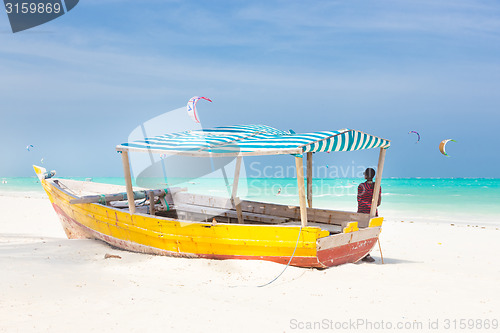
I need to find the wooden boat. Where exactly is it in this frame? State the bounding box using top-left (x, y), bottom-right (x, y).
top-left (35, 125), bottom-right (390, 268)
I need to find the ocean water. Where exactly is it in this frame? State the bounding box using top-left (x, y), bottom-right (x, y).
top-left (1, 176), bottom-right (498, 226)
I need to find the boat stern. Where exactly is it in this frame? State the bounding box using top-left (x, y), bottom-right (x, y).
top-left (315, 218), bottom-right (383, 268)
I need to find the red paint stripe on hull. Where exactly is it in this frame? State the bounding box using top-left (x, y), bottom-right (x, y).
top-left (317, 238), bottom-right (378, 267)
top-left (196, 253), bottom-right (323, 268)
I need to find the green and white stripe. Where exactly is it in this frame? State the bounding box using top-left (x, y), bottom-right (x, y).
top-left (117, 124), bottom-right (390, 157)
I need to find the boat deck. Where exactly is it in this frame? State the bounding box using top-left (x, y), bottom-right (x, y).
top-left (51, 178), bottom-right (369, 234)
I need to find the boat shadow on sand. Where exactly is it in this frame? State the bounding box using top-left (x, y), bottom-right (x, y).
top-left (364, 256), bottom-right (420, 265)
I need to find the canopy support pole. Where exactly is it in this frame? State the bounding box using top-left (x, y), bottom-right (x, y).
top-left (306, 152), bottom-right (313, 208)
top-left (148, 191), bottom-right (155, 215)
top-left (231, 156), bottom-right (244, 224)
top-left (370, 147), bottom-right (386, 218)
top-left (120, 150), bottom-right (136, 214)
top-left (295, 156), bottom-right (308, 227)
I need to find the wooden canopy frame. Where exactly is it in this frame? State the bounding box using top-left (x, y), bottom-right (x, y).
top-left (118, 143), bottom-right (388, 228)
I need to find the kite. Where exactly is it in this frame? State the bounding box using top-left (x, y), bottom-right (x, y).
top-left (26, 144), bottom-right (34, 151)
top-left (186, 96), bottom-right (212, 123)
top-left (439, 139), bottom-right (456, 157)
top-left (408, 131), bottom-right (420, 143)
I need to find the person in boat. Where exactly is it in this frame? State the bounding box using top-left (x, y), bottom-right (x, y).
top-left (357, 167), bottom-right (381, 263)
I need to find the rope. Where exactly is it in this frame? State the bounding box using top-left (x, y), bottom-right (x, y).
top-left (163, 189), bottom-right (170, 211)
top-left (230, 226), bottom-right (303, 288)
top-left (256, 226), bottom-right (302, 287)
top-left (137, 197), bottom-right (148, 206)
top-left (98, 194), bottom-right (106, 205)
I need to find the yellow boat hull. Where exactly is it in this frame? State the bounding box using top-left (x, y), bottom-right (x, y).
top-left (35, 166), bottom-right (381, 268)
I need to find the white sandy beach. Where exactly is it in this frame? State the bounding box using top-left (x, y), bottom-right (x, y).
top-left (1, 195), bottom-right (499, 332)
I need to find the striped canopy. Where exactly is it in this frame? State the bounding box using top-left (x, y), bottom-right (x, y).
top-left (116, 124), bottom-right (390, 157)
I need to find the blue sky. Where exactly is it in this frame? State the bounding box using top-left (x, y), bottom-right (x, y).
top-left (1, 0), bottom-right (500, 178)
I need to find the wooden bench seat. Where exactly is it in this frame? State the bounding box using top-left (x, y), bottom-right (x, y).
top-left (174, 203), bottom-right (290, 224)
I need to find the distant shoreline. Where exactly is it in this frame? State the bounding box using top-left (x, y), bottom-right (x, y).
top-left (2, 177), bottom-right (499, 228)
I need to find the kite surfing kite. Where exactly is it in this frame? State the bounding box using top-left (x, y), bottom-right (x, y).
top-left (186, 96), bottom-right (212, 123)
top-left (439, 139), bottom-right (456, 157)
top-left (408, 131), bottom-right (420, 143)
top-left (26, 144), bottom-right (34, 151)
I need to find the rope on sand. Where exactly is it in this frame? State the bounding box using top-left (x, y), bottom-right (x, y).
top-left (228, 226), bottom-right (302, 288)
top-left (256, 226), bottom-right (303, 288)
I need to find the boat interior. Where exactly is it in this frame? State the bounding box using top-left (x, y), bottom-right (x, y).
top-left (52, 178), bottom-right (371, 234)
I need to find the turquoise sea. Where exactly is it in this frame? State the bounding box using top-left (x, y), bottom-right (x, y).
top-left (1, 177), bottom-right (499, 226)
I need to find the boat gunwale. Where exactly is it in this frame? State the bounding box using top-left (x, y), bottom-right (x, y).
top-left (46, 178), bottom-right (329, 230)
top-left (47, 178), bottom-right (375, 236)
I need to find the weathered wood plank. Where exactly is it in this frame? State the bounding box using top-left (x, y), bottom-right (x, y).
top-left (234, 196), bottom-right (244, 224)
top-left (70, 189), bottom-right (165, 204)
top-left (295, 156), bottom-right (308, 227)
top-left (242, 201), bottom-right (370, 227)
top-left (117, 147), bottom-right (303, 157)
top-left (174, 203), bottom-right (290, 224)
top-left (149, 191), bottom-right (155, 215)
top-left (232, 156), bottom-right (244, 224)
top-left (69, 188), bottom-right (185, 205)
top-left (306, 152), bottom-right (313, 208)
top-left (54, 179), bottom-right (131, 197)
top-left (173, 192), bottom-right (370, 226)
top-left (121, 151), bottom-right (136, 214)
top-left (316, 227), bottom-right (381, 251)
top-left (173, 192), bottom-right (233, 209)
top-left (370, 147), bottom-right (386, 219)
